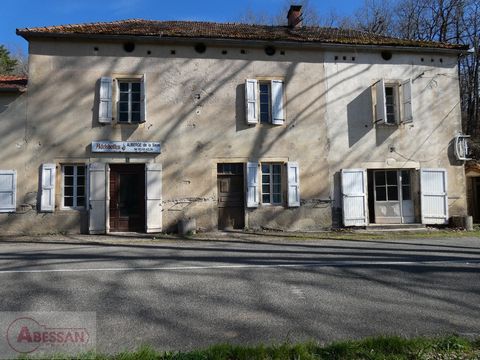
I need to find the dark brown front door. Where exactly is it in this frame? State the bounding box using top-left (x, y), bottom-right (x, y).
top-left (217, 163), bottom-right (245, 230)
top-left (109, 164), bottom-right (145, 232)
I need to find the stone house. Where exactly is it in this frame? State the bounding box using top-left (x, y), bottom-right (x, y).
top-left (0, 6), bottom-right (470, 234)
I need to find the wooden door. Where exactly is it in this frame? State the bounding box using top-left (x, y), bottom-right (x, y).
top-left (109, 164), bottom-right (145, 232)
top-left (217, 164), bottom-right (245, 230)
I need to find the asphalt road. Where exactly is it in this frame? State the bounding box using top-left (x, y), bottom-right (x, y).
top-left (0, 234), bottom-right (479, 354)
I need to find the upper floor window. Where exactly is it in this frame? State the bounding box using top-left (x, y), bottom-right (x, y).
top-left (118, 81), bottom-right (141, 123)
top-left (245, 79), bottom-right (285, 125)
top-left (374, 79), bottom-right (413, 125)
top-left (98, 75), bottom-right (146, 125)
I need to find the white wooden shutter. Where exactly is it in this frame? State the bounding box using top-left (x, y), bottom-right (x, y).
top-left (146, 163), bottom-right (162, 233)
top-left (420, 168), bottom-right (448, 224)
top-left (375, 79), bottom-right (387, 124)
top-left (140, 74), bottom-right (147, 123)
top-left (341, 169), bottom-right (368, 226)
top-left (88, 162), bottom-right (106, 234)
top-left (402, 79), bottom-right (413, 123)
top-left (99, 77), bottom-right (113, 124)
top-left (287, 162), bottom-right (300, 207)
top-left (271, 80), bottom-right (285, 125)
top-left (0, 170), bottom-right (16, 213)
top-left (40, 164), bottom-right (56, 212)
top-left (246, 162), bottom-right (259, 208)
top-left (245, 79), bottom-right (258, 124)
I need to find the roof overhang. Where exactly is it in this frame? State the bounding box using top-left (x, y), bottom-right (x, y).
top-left (16, 31), bottom-right (469, 55)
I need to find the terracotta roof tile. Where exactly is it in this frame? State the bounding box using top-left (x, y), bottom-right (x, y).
top-left (16, 19), bottom-right (467, 50)
top-left (0, 75), bottom-right (27, 91)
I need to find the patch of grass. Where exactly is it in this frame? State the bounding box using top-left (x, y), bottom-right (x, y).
top-left (21, 335), bottom-right (480, 360)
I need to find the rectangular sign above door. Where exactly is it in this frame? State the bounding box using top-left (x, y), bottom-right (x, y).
top-left (92, 141), bottom-right (161, 153)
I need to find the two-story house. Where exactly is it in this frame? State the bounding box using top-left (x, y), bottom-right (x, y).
top-left (0, 6), bottom-right (469, 234)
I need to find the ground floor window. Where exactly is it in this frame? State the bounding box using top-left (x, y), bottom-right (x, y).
top-left (261, 163), bottom-right (282, 204)
top-left (62, 165), bottom-right (86, 209)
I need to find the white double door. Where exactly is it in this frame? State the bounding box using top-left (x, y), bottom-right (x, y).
top-left (373, 169), bottom-right (414, 224)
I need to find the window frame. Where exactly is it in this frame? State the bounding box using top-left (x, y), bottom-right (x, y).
top-left (261, 163), bottom-right (283, 205)
top-left (384, 84), bottom-right (399, 125)
top-left (0, 170), bottom-right (16, 213)
top-left (61, 164), bottom-right (86, 210)
top-left (117, 79), bottom-right (142, 124)
top-left (258, 81), bottom-right (272, 124)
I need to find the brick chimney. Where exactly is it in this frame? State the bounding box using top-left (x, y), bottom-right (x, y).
top-left (287, 5), bottom-right (303, 28)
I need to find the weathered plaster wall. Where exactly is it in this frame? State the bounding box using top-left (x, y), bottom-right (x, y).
top-left (0, 38), bottom-right (467, 234)
top-left (3, 39), bottom-right (331, 233)
top-left (323, 50), bottom-right (467, 224)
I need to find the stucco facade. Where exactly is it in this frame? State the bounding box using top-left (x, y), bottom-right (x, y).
top-left (0, 19), bottom-right (469, 234)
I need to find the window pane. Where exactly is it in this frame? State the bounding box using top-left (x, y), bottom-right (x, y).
top-left (260, 113), bottom-right (269, 123)
top-left (376, 186), bottom-right (386, 201)
top-left (402, 186), bottom-right (411, 200)
top-left (77, 197), bottom-right (85, 207)
top-left (273, 194), bottom-right (281, 204)
top-left (386, 171), bottom-right (398, 185)
top-left (262, 164), bottom-right (269, 173)
top-left (77, 166), bottom-right (85, 175)
top-left (262, 185), bottom-right (270, 193)
top-left (132, 93), bottom-right (141, 102)
top-left (77, 176), bottom-right (85, 186)
top-left (64, 166), bottom-right (74, 176)
top-left (401, 171), bottom-right (410, 185)
top-left (273, 184), bottom-right (281, 193)
top-left (131, 102), bottom-right (140, 112)
top-left (119, 112), bottom-right (128, 122)
top-left (375, 171), bottom-right (385, 186)
top-left (272, 165), bottom-right (281, 174)
top-left (388, 186), bottom-right (399, 200)
top-left (64, 186), bottom-right (73, 196)
top-left (260, 103), bottom-right (269, 114)
top-left (259, 84), bottom-right (269, 93)
top-left (120, 93), bottom-right (128, 101)
top-left (64, 197), bottom-right (73, 207)
top-left (119, 102), bottom-right (129, 112)
top-left (64, 177), bottom-right (74, 186)
top-left (385, 87), bottom-right (393, 96)
top-left (77, 187), bottom-right (85, 196)
top-left (131, 112), bottom-right (140, 122)
top-left (119, 83), bottom-right (129, 91)
top-left (262, 194), bottom-right (270, 203)
top-left (131, 83), bottom-right (141, 92)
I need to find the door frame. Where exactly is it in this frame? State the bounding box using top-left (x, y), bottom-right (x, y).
top-left (216, 162), bottom-right (246, 230)
top-left (106, 163), bottom-right (146, 233)
top-left (106, 163), bottom-right (147, 232)
top-left (370, 168), bottom-right (416, 224)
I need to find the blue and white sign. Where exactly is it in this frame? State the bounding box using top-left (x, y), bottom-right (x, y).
top-left (92, 141), bottom-right (161, 153)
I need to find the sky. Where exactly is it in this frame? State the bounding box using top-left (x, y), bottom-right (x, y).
top-left (2, 0), bottom-right (359, 54)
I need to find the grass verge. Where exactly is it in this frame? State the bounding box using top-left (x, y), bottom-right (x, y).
top-left (23, 335), bottom-right (480, 360)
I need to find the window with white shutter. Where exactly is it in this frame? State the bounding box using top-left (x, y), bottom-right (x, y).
top-left (287, 162), bottom-right (300, 207)
top-left (0, 170), bottom-right (16, 213)
top-left (374, 79), bottom-right (413, 125)
top-left (246, 162), bottom-right (259, 207)
top-left (402, 79), bottom-right (413, 123)
top-left (40, 164), bottom-right (56, 212)
top-left (99, 77), bottom-right (113, 124)
top-left (245, 79), bottom-right (285, 125)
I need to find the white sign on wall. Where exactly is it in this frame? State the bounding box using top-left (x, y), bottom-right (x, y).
top-left (92, 141), bottom-right (161, 153)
